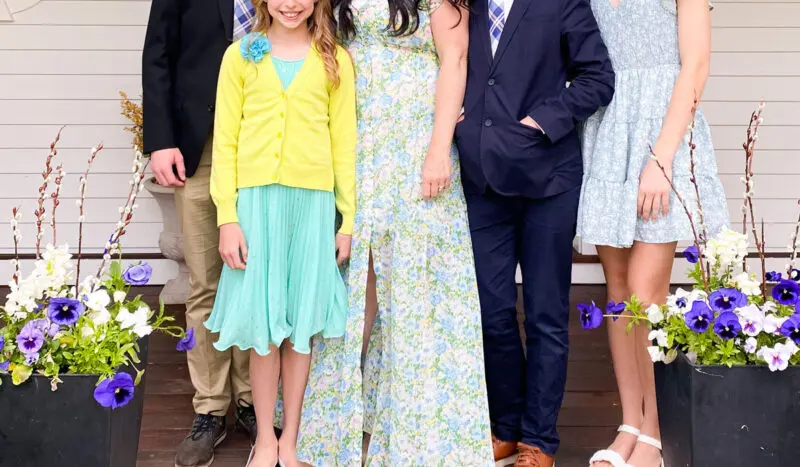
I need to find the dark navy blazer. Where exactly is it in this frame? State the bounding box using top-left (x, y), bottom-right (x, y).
top-left (456, 0), bottom-right (615, 199)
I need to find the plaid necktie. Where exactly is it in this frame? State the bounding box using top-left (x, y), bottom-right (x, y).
top-left (233, 0), bottom-right (256, 40)
top-left (488, 0), bottom-right (505, 53)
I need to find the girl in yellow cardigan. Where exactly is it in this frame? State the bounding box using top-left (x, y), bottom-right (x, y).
top-left (203, 0), bottom-right (356, 465)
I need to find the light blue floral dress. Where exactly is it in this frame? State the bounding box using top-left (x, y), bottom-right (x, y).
top-left (295, 0), bottom-right (494, 465)
top-left (577, 0), bottom-right (729, 247)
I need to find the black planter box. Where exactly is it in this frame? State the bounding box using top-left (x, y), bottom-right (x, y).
top-left (0, 337), bottom-right (149, 467)
top-left (655, 352), bottom-right (800, 467)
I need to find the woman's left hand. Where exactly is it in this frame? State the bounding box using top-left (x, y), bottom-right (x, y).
top-left (335, 233), bottom-right (352, 266)
top-left (422, 146), bottom-right (452, 200)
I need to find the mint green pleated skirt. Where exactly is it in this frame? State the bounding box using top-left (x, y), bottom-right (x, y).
top-left (205, 184), bottom-right (347, 356)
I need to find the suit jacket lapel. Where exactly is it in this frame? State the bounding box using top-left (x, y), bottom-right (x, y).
top-left (219, 0), bottom-right (233, 41)
top-left (475, 0), bottom-right (494, 66)
top-left (491, 0), bottom-right (532, 71)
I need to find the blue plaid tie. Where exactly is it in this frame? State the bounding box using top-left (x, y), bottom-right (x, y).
top-left (488, 0), bottom-right (505, 52)
top-left (233, 0), bottom-right (256, 40)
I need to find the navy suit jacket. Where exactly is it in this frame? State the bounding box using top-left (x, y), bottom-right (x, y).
top-left (456, 0), bottom-right (615, 199)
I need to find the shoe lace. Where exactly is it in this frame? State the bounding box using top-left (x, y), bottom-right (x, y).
top-left (236, 399), bottom-right (256, 424)
top-left (189, 413), bottom-right (220, 441)
top-left (516, 446), bottom-right (541, 467)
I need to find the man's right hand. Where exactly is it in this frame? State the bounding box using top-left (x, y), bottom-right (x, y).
top-left (151, 148), bottom-right (186, 187)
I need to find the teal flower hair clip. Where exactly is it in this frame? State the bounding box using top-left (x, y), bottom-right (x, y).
top-left (240, 33), bottom-right (271, 63)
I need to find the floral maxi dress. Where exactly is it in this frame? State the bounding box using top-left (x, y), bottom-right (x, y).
top-left (295, 0), bottom-right (494, 465)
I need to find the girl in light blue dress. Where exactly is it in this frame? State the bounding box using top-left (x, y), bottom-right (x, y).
top-left (577, 1), bottom-right (728, 467)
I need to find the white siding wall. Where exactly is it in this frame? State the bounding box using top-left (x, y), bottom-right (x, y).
top-left (0, 0), bottom-right (154, 256)
top-left (0, 1), bottom-right (798, 284)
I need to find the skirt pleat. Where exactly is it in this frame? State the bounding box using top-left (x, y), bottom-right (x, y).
top-left (205, 184), bottom-right (347, 356)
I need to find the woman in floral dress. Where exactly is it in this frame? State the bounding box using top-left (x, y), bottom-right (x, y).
top-left (293, 0), bottom-right (494, 465)
top-left (579, 1), bottom-right (728, 466)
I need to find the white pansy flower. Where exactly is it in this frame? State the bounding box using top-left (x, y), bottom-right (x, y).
top-left (737, 304), bottom-right (765, 337)
top-left (648, 329), bottom-right (669, 348)
top-left (763, 314), bottom-right (787, 335)
top-left (116, 305), bottom-right (153, 337)
top-left (744, 337), bottom-right (758, 354)
top-left (85, 290), bottom-right (110, 312)
top-left (733, 272), bottom-right (761, 297)
top-left (667, 288), bottom-right (693, 316)
top-left (782, 339), bottom-right (800, 356)
top-left (759, 345), bottom-right (791, 372)
top-left (89, 308), bottom-right (111, 326)
top-left (648, 346), bottom-right (666, 363)
top-left (646, 304), bottom-right (665, 324)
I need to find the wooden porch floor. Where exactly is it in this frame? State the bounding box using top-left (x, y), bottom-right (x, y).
top-left (134, 285), bottom-right (617, 467)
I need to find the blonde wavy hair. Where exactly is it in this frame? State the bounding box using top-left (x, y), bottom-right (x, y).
top-left (252, 0), bottom-right (341, 88)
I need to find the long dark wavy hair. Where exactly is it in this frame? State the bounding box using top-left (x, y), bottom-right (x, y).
top-left (332, 0), bottom-right (468, 40)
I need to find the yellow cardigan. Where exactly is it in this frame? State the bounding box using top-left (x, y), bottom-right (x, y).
top-left (211, 41), bottom-right (357, 234)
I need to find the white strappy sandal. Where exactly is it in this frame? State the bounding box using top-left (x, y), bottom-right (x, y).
top-left (244, 446), bottom-right (255, 467)
top-left (588, 425), bottom-right (641, 466)
top-left (625, 434), bottom-right (664, 467)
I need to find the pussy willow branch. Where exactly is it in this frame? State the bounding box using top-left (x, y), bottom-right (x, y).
top-left (50, 164), bottom-right (64, 244)
top-left (11, 207), bottom-right (22, 285)
top-left (741, 103), bottom-right (766, 299)
top-left (649, 147), bottom-right (709, 294)
top-left (35, 129), bottom-right (63, 258)
top-left (94, 153), bottom-right (149, 283)
top-left (76, 143), bottom-right (103, 290)
top-left (789, 201), bottom-right (799, 276)
top-left (686, 101), bottom-right (707, 247)
top-left (741, 104), bottom-right (763, 271)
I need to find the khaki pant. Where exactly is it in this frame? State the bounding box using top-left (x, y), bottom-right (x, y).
top-left (174, 139), bottom-right (251, 414)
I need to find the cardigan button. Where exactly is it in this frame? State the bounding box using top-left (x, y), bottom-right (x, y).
top-left (488, 78), bottom-right (495, 86)
top-left (277, 132), bottom-right (282, 139)
top-left (484, 119), bottom-right (493, 127)
top-left (274, 152), bottom-right (280, 159)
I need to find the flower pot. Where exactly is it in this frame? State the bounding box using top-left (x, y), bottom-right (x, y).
top-left (0, 337), bottom-right (149, 467)
top-left (655, 352), bottom-right (800, 466)
top-left (143, 177), bottom-right (189, 304)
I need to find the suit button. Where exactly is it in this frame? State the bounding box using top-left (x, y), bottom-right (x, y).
top-left (207, 104), bottom-right (215, 112)
top-left (484, 119), bottom-right (493, 127)
top-left (488, 78), bottom-right (495, 86)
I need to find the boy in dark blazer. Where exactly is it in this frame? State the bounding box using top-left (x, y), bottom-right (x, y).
top-left (142, 1), bottom-right (257, 465)
top-left (455, 0), bottom-right (615, 465)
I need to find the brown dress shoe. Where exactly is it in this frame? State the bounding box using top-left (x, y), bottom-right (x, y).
top-left (515, 442), bottom-right (554, 467)
top-left (492, 434), bottom-right (519, 463)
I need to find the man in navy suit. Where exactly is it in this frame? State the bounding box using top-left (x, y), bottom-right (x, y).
top-left (455, 0), bottom-right (614, 465)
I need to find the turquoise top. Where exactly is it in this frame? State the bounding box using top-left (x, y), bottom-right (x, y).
top-left (271, 56), bottom-right (305, 90)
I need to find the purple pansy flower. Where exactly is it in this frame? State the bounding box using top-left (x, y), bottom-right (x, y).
top-left (176, 328), bottom-right (196, 352)
top-left (772, 280), bottom-right (800, 305)
top-left (0, 335), bottom-right (4, 352)
top-left (122, 262), bottom-right (153, 286)
top-left (16, 324), bottom-right (45, 355)
top-left (685, 301), bottom-right (714, 333)
top-left (94, 372), bottom-right (136, 409)
top-left (25, 352), bottom-right (40, 365)
top-left (779, 314), bottom-right (800, 345)
top-left (682, 245), bottom-right (700, 264)
top-left (0, 361), bottom-right (9, 372)
top-left (709, 288), bottom-right (747, 313)
top-left (47, 297), bottom-right (85, 326)
top-left (578, 302), bottom-right (603, 330)
top-left (766, 271), bottom-right (782, 282)
top-left (606, 301), bottom-right (626, 322)
top-left (713, 312), bottom-right (742, 340)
